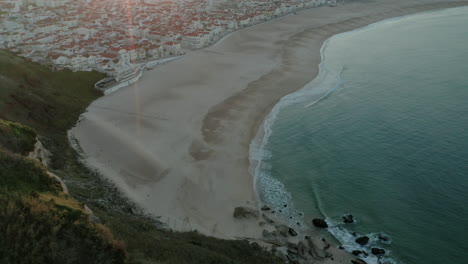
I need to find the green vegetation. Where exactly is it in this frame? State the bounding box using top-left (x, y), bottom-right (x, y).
top-left (0, 119), bottom-right (37, 154)
top-left (100, 212), bottom-right (280, 264)
top-left (0, 194), bottom-right (125, 264)
top-left (0, 50), bottom-right (281, 264)
top-left (0, 150), bottom-right (125, 264)
top-left (0, 49), bottom-right (104, 170)
top-left (0, 150), bottom-right (59, 193)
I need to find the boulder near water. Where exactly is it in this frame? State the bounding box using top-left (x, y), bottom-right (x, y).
top-left (342, 214), bottom-right (354, 224)
top-left (288, 227), bottom-right (298, 236)
top-left (355, 236), bottom-right (369, 246)
top-left (371, 248), bottom-right (386, 255)
top-left (312, 219), bottom-right (328, 228)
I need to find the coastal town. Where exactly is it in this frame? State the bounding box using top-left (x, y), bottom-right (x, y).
top-left (0, 0), bottom-right (333, 83)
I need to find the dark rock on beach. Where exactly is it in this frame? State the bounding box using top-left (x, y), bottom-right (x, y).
top-left (261, 205), bottom-right (271, 211)
top-left (262, 230), bottom-right (286, 245)
top-left (233, 206), bottom-right (258, 219)
top-left (287, 242), bottom-right (299, 255)
top-left (297, 241), bottom-right (306, 256)
top-left (355, 236), bottom-right (369, 246)
top-left (371, 248), bottom-right (386, 255)
top-left (275, 224), bottom-right (289, 237)
top-left (342, 214), bottom-right (354, 224)
top-left (312, 219), bottom-right (328, 228)
top-left (288, 227), bottom-right (298, 236)
top-left (352, 250), bottom-right (369, 257)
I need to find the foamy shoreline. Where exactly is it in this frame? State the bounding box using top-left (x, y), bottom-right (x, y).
top-left (70, 0), bottom-right (468, 263)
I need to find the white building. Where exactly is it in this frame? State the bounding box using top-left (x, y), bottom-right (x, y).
top-left (162, 42), bottom-right (181, 56)
top-left (118, 49), bottom-right (130, 65)
top-left (181, 34), bottom-right (205, 49)
top-left (71, 55), bottom-right (88, 70)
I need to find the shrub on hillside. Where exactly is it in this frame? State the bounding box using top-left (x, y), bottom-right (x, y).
top-left (0, 194), bottom-right (126, 264)
top-left (0, 119), bottom-right (37, 154)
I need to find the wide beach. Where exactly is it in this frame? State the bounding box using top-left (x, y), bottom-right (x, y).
top-left (70, 0), bottom-right (468, 259)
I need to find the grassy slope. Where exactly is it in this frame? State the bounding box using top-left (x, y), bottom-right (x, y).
top-left (0, 50), bottom-right (281, 264)
top-left (0, 119), bottom-right (37, 155)
top-left (0, 49), bottom-right (104, 169)
top-left (0, 126), bottom-right (125, 264)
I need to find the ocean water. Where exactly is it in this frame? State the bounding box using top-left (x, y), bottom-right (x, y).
top-left (251, 7), bottom-right (468, 264)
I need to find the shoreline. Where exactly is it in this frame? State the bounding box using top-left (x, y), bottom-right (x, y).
top-left (251, 6), bottom-right (468, 264)
top-left (249, 1), bottom-right (466, 231)
top-left (70, 0), bottom-right (468, 262)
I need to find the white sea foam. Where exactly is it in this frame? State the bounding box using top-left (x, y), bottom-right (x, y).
top-left (326, 222), bottom-right (399, 264)
top-left (249, 34), bottom-right (344, 226)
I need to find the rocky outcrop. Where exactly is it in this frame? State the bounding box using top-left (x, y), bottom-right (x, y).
top-left (272, 224), bottom-right (297, 237)
top-left (355, 236), bottom-right (369, 246)
top-left (233, 206), bottom-right (258, 219)
top-left (85, 205), bottom-right (102, 224)
top-left (297, 241), bottom-right (306, 257)
top-left (342, 214), bottom-right (354, 224)
top-left (371, 248), bottom-right (385, 255)
top-left (275, 224), bottom-right (289, 237)
top-left (47, 171), bottom-right (69, 194)
top-left (352, 250), bottom-right (368, 257)
top-left (262, 213), bottom-right (275, 224)
top-left (288, 227), bottom-right (298, 236)
top-left (312, 219), bottom-right (328, 228)
top-left (27, 138), bottom-right (51, 167)
top-left (262, 230), bottom-right (286, 246)
top-left (274, 246), bottom-right (288, 262)
top-left (28, 139), bottom-right (69, 195)
top-left (287, 242), bottom-right (298, 255)
top-left (306, 236), bottom-right (325, 260)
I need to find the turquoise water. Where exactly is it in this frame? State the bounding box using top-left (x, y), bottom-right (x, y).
top-left (252, 7), bottom-right (468, 264)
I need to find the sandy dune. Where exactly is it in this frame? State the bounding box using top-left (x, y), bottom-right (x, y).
top-left (71, 0), bottom-right (467, 252)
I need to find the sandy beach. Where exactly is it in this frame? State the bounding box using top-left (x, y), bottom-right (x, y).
top-left (70, 0), bottom-right (467, 261)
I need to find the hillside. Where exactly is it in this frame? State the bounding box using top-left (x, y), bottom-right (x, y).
top-left (0, 120), bottom-right (126, 264)
top-left (0, 50), bottom-right (281, 264)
